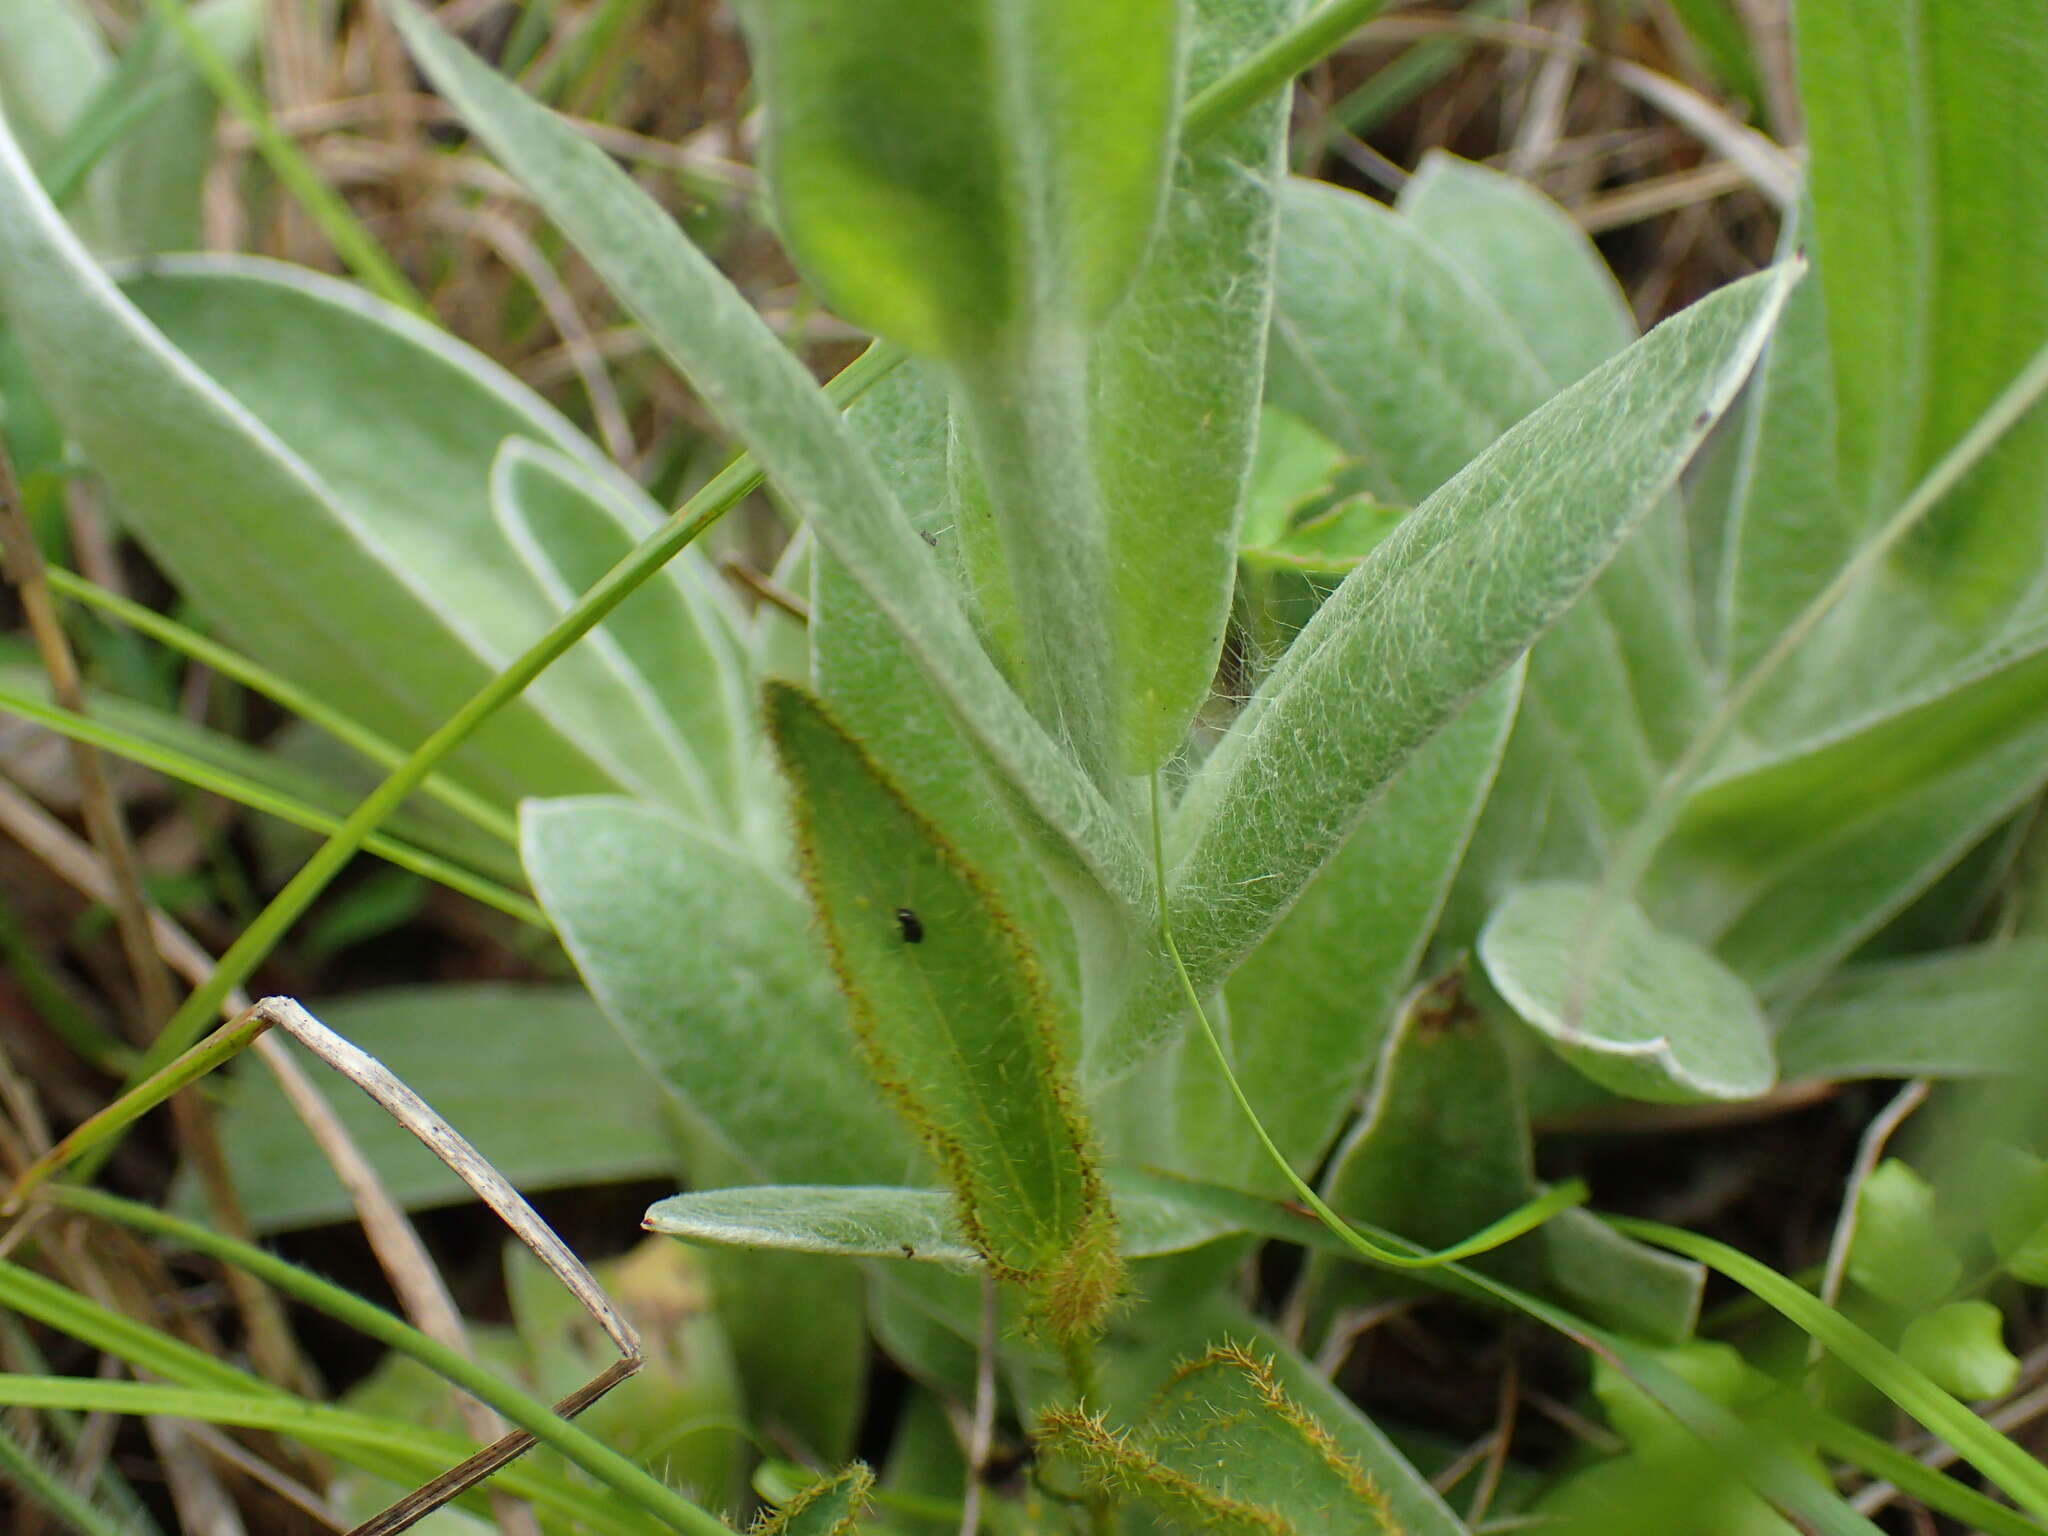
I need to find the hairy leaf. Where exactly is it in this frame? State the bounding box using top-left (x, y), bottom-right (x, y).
top-left (490, 437), bottom-right (752, 814)
top-left (645, 1174), bottom-right (1239, 1267)
top-left (754, 1465), bottom-right (872, 1536)
top-left (1318, 970), bottom-right (1703, 1341)
top-left (383, 0), bottom-right (1149, 918)
top-left (1796, 0), bottom-right (2048, 630)
top-left (767, 682), bottom-right (1120, 1337)
top-left (1044, 1345), bottom-right (1398, 1534)
top-left (523, 796), bottom-right (916, 1186)
top-left (1777, 941), bottom-right (2048, 1081)
top-left (1102, 263), bottom-right (1793, 1079)
top-left (733, 0), bottom-right (1176, 358)
top-left (1095, 0), bottom-right (1302, 770)
top-left (0, 159), bottom-right (651, 809)
top-left (1481, 879), bottom-right (1775, 1103)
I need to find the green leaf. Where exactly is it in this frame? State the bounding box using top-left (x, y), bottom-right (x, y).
top-left (119, 259), bottom-right (713, 799)
top-left (755, 1465), bottom-right (872, 1536)
top-left (0, 140), bottom-right (655, 811)
top-left (1216, 670), bottom-right (1518, 1177)
top-left (734, 0), bottom-right (1177, 358)
top-left (1847, 1159), bottom-right (1962, 1312)
top-left (1795, 0), bottom-right (2048, 630)
top-left (1391, 152), bottom-right (1710, 803)
top-left (1267, 178), bottom-right (1552, 505)
top-left (1481, 879), bottom-right (1775, 1103)
top-left (1317, 967), bottom-right (1703, 1342)
top-left (766, 681), bottom-right (1120, 1338)
top-left (1777, 942), bottom-right (2048, 1082)
top-left (83, 0), bottom-right (262, 258)
top-left (1899, 1301), bottom-right (2020, 1401)
top-left (645, 1174), bottom-right (1240, 1267)
top-left (1593, 1340), bottom-right (1776, 1456)
top-left (0, 0), bottom-right (107, 170)
top-left (1122, 262), bottom-right (1795, 1080)
top-left (1241, 405), bottom-right (1350, 548)
top-left (815, 364), bottom-right (1076, 981)
top-left (1044, 1344), bottom-right (1398, 1535)
top-left (676, 1117), bottom-right (870, 1467)
top-left (1396, 150), bottom-right (1636, 391)
top-left (490, 436), bottom-right (749, 822)
top-left (1653, 628), bottom-right (2048, 993)
top-left (381, 0), bottom-right (1149, 919)
top-left (1093, 1295), bottom-right (1470, 1536)
top-left (1093, 0), bottom-right (1302, 771)
top-left (188, 986), bottom-right (675, 1231)
top-left (1550, 1346), bottom-right (1810, 1536)
top-left (1986, 1148), bottom-right (2048, 1286)
top-left (1716, 208), bottom-right (1857, 698)
top-left (515, 1239), bottom-right (744, 1506)
top-left (522, 796), bottom-right (917, 1186)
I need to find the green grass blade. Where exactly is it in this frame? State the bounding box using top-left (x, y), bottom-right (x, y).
top-left (1807, 1410), bottom-right (2046, 1536)
top-left (1183, 0), bottom-right (1390, 143)
top-left (0, 681), bottom-right (543, 925)
top-left (1613, 1216), bottom-right (2048, 1519)
top-left (44, 564), bottom-right (518, 846)
top-left (6, 1008), bottom-right (269, 1207)
top-left (36, 1186), bottom-right (734, 1535)
top-left (0, 1257), bottom-right (273, 1396)
top-left (0, 1377), bottom-right (664, 1536)
top-left (0, 1259), bottom-right (658, 1532)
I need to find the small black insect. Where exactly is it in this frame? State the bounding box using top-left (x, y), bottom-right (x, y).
top-left (900, 1243), bottom-right (917, 1259)
top-left (895, 907), bottom-right (924, 943)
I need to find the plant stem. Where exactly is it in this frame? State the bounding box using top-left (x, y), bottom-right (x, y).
top-left (1059, 1331), bottom-right (1119, 1536)
top-left (955, 333), bottom-right (1119, 790)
